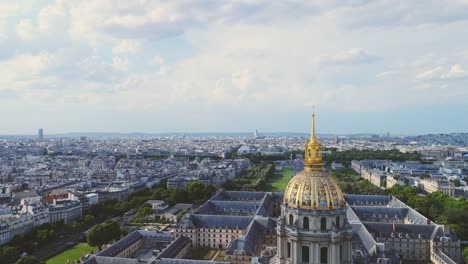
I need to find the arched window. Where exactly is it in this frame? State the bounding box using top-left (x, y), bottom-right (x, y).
top-left (320, 217), bottom-right (326, 231)
top-left (289, 214), bottom-right (294, 225)
top-left (336, 216), bottom-right (340, 229)
top-left (303, 217), bottom-right (309, 230)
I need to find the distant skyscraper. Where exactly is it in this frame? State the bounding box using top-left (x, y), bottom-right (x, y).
top-left (253, 129), bottom-right (265, 139)
top-left (38, 128), bottom-right (44, 141)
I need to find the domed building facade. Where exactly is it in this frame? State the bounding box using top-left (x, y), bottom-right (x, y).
top-left (277, 113), bottom-right (353, 264)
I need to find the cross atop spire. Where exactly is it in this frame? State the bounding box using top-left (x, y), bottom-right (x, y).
top-left (311, 106), bottom-right (316, 141)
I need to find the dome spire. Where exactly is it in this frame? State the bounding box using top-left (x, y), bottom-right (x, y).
top-left (304, 109), bottom-right (323, 171)
top-left (311, 107), bottom-right (316, 142)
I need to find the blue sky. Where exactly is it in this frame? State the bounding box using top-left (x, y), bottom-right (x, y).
top-left (1, 0), bottom-right (467, 135)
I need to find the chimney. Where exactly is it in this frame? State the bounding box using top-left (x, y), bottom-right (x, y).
top-left (392, 222), bottom-right (396, 233)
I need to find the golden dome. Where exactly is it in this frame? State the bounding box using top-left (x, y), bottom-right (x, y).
top-left (283, 169), bottom-right (345, 210)
top-left (283, 112), bottom-right (345, 210)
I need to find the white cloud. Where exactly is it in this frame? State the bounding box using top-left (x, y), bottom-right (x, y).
top-left (416, 66), bottom-right (444, 80)
top-left (1, 0), bottom-right (468, 133)
top-left (152, 56), bottom-right (164, 65)
top-left (416, 64), bottom-right (468, 80)
top-left (318, 48), bottom-right (379, 66)
top-left (111, 56), bottom-right (129, 71)
top-left (16, 20), bottom-right (35, 40)
top-left (231, 69), bottom-right (254, 91)
top-left (0, 53), bottom-right (56, 95)
top-left (37, 0), bottom-right (68, 33)
top-left (0, 53), bottom-right (54, 77)
top-left (376, 71), bottom-right (398, 78)
top-left (112, 39), bottom-right (142, 54)
top-left (441, 64), bottom-right (468, 79)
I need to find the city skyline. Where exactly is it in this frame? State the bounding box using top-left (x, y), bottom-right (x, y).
top-left (1, 1), bottom-right (468, 134)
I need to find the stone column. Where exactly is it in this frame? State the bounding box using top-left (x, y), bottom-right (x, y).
top-left (347, 240), bottom-right (353, 264)
top-left (342, 240), bottom-right (352, 264)
top-left (278, 235), bottom-right (283, 263)
top-left (309, 242), bottom-right (314, 264)
top-left (334, 243), bottom-right (340, 264)
top-left (292, 241), bottom-right (297, 263)
top-left (296, 240), bottom-right (302, 263)
top-left (313, 243), bottom-right (320, 264)
top-left (330, 243), bottom-right (335, 264)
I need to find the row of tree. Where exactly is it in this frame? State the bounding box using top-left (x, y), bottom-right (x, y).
top-left (329, 169), bottom-right (384, 195)
top-left (87, 220), bottom-right (127, 250)
top-left (223, 163), bottom-right (275, 191)
top-left (0, 214), bottom-right (96, 264)
top-left (86, 180), bottom-right (218, 249)
top-left (89, 180), bottom-right (217, 221)
top-left (324, 148), bottom-right (420, 166)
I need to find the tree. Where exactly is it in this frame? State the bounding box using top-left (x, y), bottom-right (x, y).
top-left (16, 256), bottom-right (40, 264)
top-left (35, 229), bottom-right (55, 243)
top-left (463, 247), bottom-right (468, 264)
top-left (419, 174), bottom-right (431, 180)
top-left (0, 246), bottom-right (19, 263)
top-left (87, 220), bottom-right (123, 249)
top-left (185, 181), bottom-right (206, 201)
top-left (169, 188), bottom-right (188, 204)
top-left (135, 207), bottom-right (153, 218)
top-left (83, 214), bottom-right (95, 226)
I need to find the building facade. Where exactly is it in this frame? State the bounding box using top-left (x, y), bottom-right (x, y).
top-left (277, 113), bottom-right (353, 264)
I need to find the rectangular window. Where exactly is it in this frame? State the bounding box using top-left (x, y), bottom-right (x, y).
top-left (320, 247), bottom-right (328, 264)
top-left (302, 246), bottom-right (310, 263)
top-left (340, 245), bottom-right (342, 263)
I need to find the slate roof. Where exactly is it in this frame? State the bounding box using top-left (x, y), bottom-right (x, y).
top-left (363, 222), bottom-right (436, 239)
top-left (83, 230), bottom-right (173, 264)
top-left (210, 190), bottom-right (267, 201)
top-left (177, 214), bottom-right (253, 229)
top-left (156, 236), bottom-right (191, 259)
top-left (255, 192), bottom-right (281, 217)
top-left (194, 200), bottom-right (260, 216)
top-left (159, 259), bottom-right (228, 264)
top-left (345, 194), bottom-right (391, 206)
top-left (226, 217), bottom-right (277, 256)
top-left (351, 206), bottom-right (408, 220)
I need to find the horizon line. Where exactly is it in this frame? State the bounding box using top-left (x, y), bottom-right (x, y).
top-left (0, 131), bottom-right (465, 137)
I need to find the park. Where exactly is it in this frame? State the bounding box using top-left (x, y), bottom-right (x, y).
top-left (265, 166), bottom-right (295, 191)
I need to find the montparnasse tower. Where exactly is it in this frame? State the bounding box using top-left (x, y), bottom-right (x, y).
top-left (277, 112), bottom-right (352, 264)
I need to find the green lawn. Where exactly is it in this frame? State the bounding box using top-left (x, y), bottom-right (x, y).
top-left (203, 249), bottom-right (218, 260)
top-left (215, 250), bottom-right (226, 261)
top-left (265, 166), bottom-right (295, 191)
top-left (46, 243), bottom-right (96, 264)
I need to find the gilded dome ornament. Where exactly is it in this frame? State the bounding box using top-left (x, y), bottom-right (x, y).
top-left (283, 112), bottom-right (345, 210)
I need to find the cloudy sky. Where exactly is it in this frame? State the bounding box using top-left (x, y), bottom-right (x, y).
top-left (1, 0), bottom-right (468, 135)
